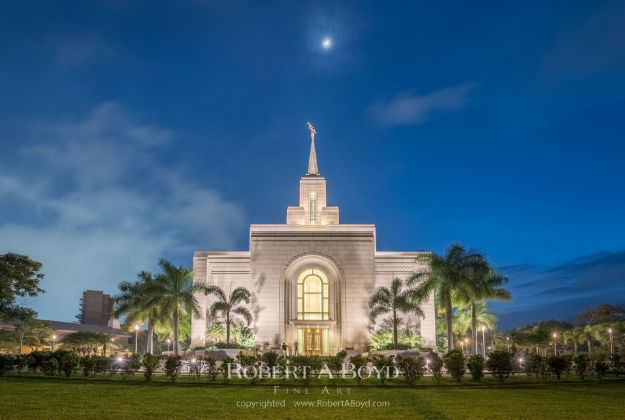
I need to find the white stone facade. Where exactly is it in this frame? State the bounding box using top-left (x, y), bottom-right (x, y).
top-left (191, 132), bottom-right (435, 353)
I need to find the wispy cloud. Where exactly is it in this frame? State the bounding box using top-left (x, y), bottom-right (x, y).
top-left (368, 83), bottom-right (475, 126)
top-left (0, 102), bottom-right (245, 321)
top-left (543, 2), bottom-right (625, 79)
top-left (46, 36), bottom-right (111, 68)
top-left (492, 251), bottom-right (625, 329)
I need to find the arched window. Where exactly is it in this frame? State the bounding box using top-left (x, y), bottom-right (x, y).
top-left (296, 268), bottom-right (329, 320)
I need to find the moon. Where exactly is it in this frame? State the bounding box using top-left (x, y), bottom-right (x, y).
top-left (321, 37), bottom-right (333, 50)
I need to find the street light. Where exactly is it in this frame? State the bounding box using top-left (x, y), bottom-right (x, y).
top-left (463, 338), bottom-right (469, 354)
top-left (51, 334), bottom-right (57, 351)
top-left (506, 336), bottom-right (510, 352)
top-left (553, 332), bottom-right (558, 354)
top-left (608, 328), bottom-right (614, 355)
top-left (167, 338), bottom-right (172, 352)
top-left (134, 325), bottom-right (140, 354)
top-left (481, 325), bottom-right (487, 357)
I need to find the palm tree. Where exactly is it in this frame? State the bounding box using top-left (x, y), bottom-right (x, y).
top-left (563, 328), bottom-right (584, 355)
top-left (452, 301), bottom-right (497, 336)
top-left (460, 268), bottom-right (511, 354)
top-left (580, 324), bottom-right (602, 353)
top-left (409, 244), bottom-right (483, 351)
top-left (369, 277), bottom-right (424, 350)
top-left (146, 259), bottom-right (208, 355)
top-left (205, 285), bottom-right (252, 344)
top-left (114, 271), bottom-right (166, 354)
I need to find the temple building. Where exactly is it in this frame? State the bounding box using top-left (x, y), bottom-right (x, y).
top-left (191, 125), bottom-right (435, 354)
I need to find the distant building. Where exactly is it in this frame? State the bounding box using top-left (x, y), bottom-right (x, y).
top-left (77, 290), bottom-right (114, 326)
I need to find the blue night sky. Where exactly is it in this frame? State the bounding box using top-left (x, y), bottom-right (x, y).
top-left (1, 1), bottom-right (624, 328)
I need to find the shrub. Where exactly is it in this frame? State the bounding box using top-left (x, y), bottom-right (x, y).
top-left (189, 358), bottom-right (204, 378)
top-left (27, 351), bottom-right (51, 373)
top-left (467, 355), bottom-right (485, 382)
top-left (525, 353), bottom-right (548, 379)
top-left (546, 355), bottom-right (570, 380)
top-left (443, 350), bottom-right (466, 382)
top-left (215, 342), bottom-right (245, 349)
top-left (41, 358), bottom-right (59, 376)
top-left (206, 323), bottom-right (226, 343)
top-left (236, 352), bottom-right (259, 383)
top-left (142, 353), bottom-right (161, 381)
top-left (369, 329), bottom-right (425, 350)
top-left (372, 354), bottom-right (394, 384)
top-left (573, 354), bottom-right (590, 380)
top-left (261, 351), bottom-right (279, 370)
top-left (93, 356), bottom-right (108, 374)
top-left (203, 356), bottom-right (218, 380)
top-left (15, 355), bottom-right (28, 373)
top-left (0, 354), bottom-right (15, 375)
top-left (164, 356), bottom-right (182, 382)
top-left (594, 359), bottom-right (608, 378)
top-left (428, 352), bottom-right (443, 382)
top-left (81, 356), bottom-right (96, 377)
top-left (222, 356), bottom-right (235, 383)
top-left (59, 352), bottom-right (80, 378)
top-left (486, 350), bottom-right (514, 382)
top-left (349, 354), bottom-right (368, 383)
top-left (325, 352), bottom-right (346, 378)
top-left (232, 325), bottom-right (256, 348)
top-left (610, 354), bottom-right (625, 376)
top-left (123, 353), bottom-right (142, 376)
top-left (396, 355), bottom-right (424, 385)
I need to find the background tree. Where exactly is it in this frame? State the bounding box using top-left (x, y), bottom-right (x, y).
top-left (205, 284), bottom-right (252, 344)
top-left (369, 277), bottom-right (423, 350)
top-left (0, 253), bottom-right (45, 322)
top-left (563, 328), bottom-right (585, 355)
top-left (409, 244), bottom-right (483, 350)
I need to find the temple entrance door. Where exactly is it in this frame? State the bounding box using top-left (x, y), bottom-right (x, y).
top-left (304, 328), bottom-right (322, 356)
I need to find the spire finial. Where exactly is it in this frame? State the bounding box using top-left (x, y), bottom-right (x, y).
top-left (306, 121), bottom-right (319, 175)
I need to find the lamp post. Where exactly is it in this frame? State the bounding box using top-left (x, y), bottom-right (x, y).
top-left (518, 357), bottom-right (524, 372)
top-left (134, 325), bottom-right (140, 354)
top-left (167, 338), bottom-right (172, 352)
top-left (464, 338), bottom-right (469, 355)
top-left (506, 337), bottom-right (510, 352)
top-left (553, 332), bottom-right (558, 354)
top-left (51, 334), bottom-right (57, 351)
top-left (481, 326), bottom-right (487, 357)
top-left (608, 328), bottom-right (614, 355)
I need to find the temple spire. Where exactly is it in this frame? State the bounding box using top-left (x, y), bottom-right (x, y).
top-left (306, 121), bottom-right (319, 175)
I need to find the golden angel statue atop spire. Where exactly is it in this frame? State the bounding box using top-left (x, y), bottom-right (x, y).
top-left (307, 121), bottom-right (316, 142)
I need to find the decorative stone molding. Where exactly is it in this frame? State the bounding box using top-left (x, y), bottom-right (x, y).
top-left (375, 264), bottom-right (418, 272)
top-left (207, 262), bottom-right (251, 273)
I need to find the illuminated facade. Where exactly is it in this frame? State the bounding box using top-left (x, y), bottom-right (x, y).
top-left (191, 127), bottom-right (436, 354)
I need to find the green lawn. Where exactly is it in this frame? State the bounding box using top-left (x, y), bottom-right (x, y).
top-left (1, 376), bottom-right (624, 419)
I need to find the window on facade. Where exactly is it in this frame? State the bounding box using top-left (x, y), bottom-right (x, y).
top-left (296, 268), bottom-right (329, 320)
top-left (309, 192), bottom-right (317, 224)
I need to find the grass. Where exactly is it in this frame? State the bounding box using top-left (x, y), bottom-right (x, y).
top-left (1, 375), bottom-right (624, 419)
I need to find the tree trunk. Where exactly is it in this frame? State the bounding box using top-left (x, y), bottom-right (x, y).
top-left (445, 297), bottom-right (454, 350)
top-left (471, 302), bottom-right (477, 355)
top-left (393, 309), bottom-right (398, 350)
top-left (19, 332), bottom-right (24, 354)
top-left (587, 340), bottom-right (592, 354)
top-left (173, 306), bottom-right (180, 355)
top-left (574, 342), bottom-right (577, 356)
top-left (226, 312), bottom-right (231, 344)
top-left (147, 320), bottom-right (154, 354)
